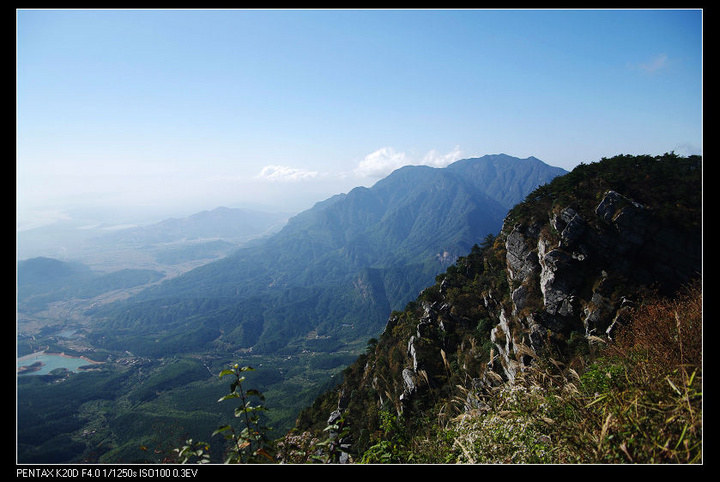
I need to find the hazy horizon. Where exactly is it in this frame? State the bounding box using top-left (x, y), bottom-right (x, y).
top-left (17, 8), bottom-right (702, 235)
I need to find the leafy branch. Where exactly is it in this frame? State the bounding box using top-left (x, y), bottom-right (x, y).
top-left (213, 364), bottom-right (274, 463)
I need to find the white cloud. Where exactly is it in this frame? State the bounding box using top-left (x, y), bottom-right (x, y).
top-left (353, 146), bottom-right (465, 179)
top-left (255, 165), bottom-right (322, 182)
top-left (353, 147), bottom-right (407, 178)
top-left (422, 145), bottom-right (463, 167)
top-left (638, 53), bottom-right (669, 73)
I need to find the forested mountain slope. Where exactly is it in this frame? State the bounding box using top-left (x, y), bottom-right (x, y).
top-left (88, 155), bottom-right (565, 358)
top-left (296, 153), bottom-right (702, 463)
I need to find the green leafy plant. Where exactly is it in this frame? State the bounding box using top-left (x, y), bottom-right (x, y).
top-left (360, 409), bottom-right (414, 463)
top-left (213, 364), bottom-right (275, 463)
top-left (174, 439), bottom-right (211, 464)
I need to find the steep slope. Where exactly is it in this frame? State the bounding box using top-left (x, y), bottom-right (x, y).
top-left (297, 153), bottom-right (702, 459)
top-left (87, 155), bottom-right (565, 357)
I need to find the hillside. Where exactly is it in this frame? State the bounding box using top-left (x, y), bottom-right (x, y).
top-left (17, 207), bottom-right (290, 348)
top-left (17, 257), bottom-right (164, 316)
top-left (87, 155), bottom-right (565, 357)
top-left (293, 153), bottom-right (702, 463)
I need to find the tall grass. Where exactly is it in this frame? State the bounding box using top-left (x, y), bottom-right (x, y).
top-left (442, 281), bottom-right (702, 464)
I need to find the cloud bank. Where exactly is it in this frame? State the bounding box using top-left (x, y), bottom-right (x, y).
top-left (254, 165), bottom-right (322, 182)
top-left (252, 146), bottom-right (466, 187)
top-left (353, 147), bottom-right (408, 178)
top-left (353, 145), bottom-right (464, 179)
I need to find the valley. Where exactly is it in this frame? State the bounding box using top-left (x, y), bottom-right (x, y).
top-left (16, 207), bottom-right (300, 463)
top-left (17, 155), bottom-right (568, 463)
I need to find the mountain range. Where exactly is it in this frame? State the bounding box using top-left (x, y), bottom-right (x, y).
top-left (87, 154), bottom-right (566, 358)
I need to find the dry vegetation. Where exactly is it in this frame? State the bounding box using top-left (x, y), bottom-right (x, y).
top-left (441, 281), bottom-right (702, 464)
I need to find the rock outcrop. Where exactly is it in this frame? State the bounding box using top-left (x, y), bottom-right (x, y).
top-left (490, 188), bottom-right (701, 380)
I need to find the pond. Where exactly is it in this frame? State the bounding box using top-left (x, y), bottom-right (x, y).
top-left (17, 352), bottom-right (97, 376)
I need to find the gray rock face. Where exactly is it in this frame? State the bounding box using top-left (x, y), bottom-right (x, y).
top-left (401, 368), bottom-right (417, 398)
top-left (495, 189), bottom-right (701, 377)
top-left (539, 243), bottom-right (581, 317)
top-left (506, 225), bottom-right (540, 283)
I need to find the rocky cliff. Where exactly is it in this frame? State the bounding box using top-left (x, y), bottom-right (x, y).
top-left (490, 186), bottom-right (700, 382)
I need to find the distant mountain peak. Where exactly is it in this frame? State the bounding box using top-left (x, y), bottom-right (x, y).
top-left (92, 154), bottom-right (567, 358)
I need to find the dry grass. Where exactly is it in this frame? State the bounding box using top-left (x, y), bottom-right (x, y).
top-left (442, 281), bottom-right (702, 464)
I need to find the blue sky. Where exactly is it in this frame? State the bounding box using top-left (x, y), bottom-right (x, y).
top-left (17, 8), bottom-right (702, 228)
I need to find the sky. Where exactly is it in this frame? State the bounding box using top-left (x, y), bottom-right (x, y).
top-left (17, 8), bottom-right (703, 230)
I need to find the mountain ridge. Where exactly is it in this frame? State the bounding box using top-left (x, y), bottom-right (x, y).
top-left (88, 155), bottom-right (566, 357)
